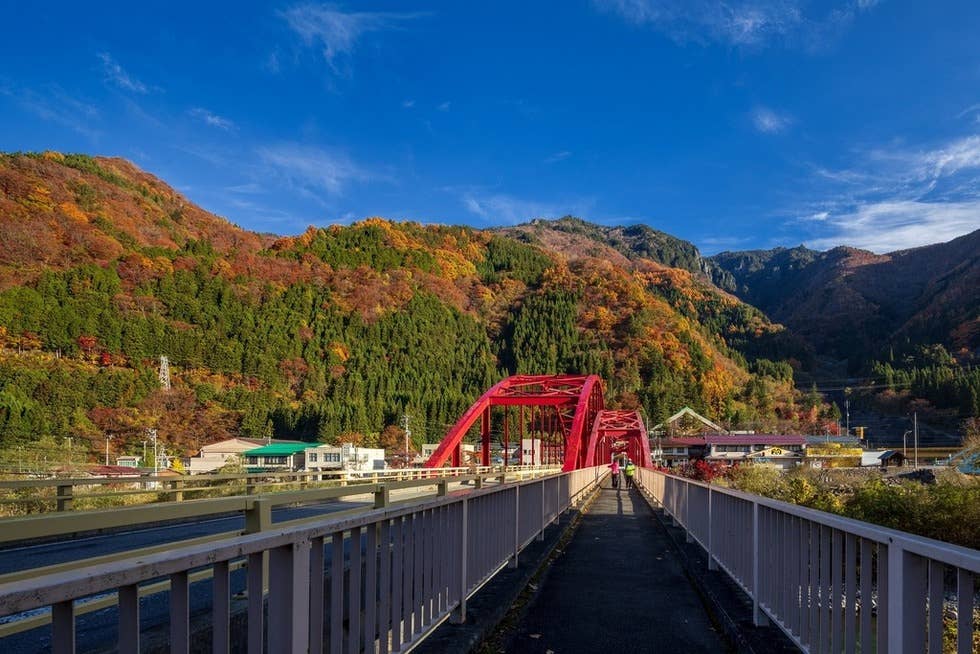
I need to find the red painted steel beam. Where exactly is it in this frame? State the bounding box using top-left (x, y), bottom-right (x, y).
top-left (559, 376), bottom-right (604, 472)
top-left (424, 374), bottom-right (605, 469)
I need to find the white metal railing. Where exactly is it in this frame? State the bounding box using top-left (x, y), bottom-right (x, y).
top-left (0, 466), bottom-right (604, 653)
top-left (636, 468), bottom-right (979, 654)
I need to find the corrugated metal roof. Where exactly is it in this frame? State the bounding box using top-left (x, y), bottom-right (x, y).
top-left (659, 434), bottom-right (807, 446)
top-left (244, 443), bottom-right (312, 455)
top-left (705, 434), bottom-right (806, 446)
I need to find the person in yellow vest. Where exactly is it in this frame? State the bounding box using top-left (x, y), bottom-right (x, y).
top-left (624, 460), bottom-right (636, 489)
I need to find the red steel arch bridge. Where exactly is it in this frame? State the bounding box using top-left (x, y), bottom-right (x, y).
top-left (423, 374), bottom-right (652, 472)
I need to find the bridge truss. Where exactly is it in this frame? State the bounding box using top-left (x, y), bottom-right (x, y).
top-left (423, 374), bottom-right (650, 472)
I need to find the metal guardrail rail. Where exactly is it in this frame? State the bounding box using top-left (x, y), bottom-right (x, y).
top-left (0, 467), bottom-right (605, 653)
top-left (636, 467), bottom-right (979, 654)
top-left (0, 465), bottom-right (560, 514)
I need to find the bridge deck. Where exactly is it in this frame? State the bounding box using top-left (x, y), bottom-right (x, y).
top-left (502, 483), bottom-right (730, 653)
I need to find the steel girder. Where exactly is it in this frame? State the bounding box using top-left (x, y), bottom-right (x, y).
top-left (422, 375), bottom-right (605, 471)
top-left (583, 410), bottom-right (652, 468)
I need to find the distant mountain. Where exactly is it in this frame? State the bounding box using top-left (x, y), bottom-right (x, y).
top-left (0, 152), bottom-right (809, 461)
top-left (707, 233), bottom-right (980, 365)
top-left (499, 216), bottom-right (706, 275)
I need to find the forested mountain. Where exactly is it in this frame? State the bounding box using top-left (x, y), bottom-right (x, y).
top-left (0, 152), bottom-right (821, 463)
top-left (499, 216), bottom-right (706, 275)
top-left (707, 234), bottom-right (980, 369)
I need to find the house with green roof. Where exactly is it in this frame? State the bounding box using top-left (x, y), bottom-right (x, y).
top-left (243, 442), bottom-right (312, 471)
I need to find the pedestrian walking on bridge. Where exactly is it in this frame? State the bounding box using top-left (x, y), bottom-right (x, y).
top-left (609, 458), bottom-right (621, 489)
top-left (624, 460), bottom-right (636, 489)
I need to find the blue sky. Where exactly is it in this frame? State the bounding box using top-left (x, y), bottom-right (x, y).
top-left (2, 1), bottom-right (979, 254)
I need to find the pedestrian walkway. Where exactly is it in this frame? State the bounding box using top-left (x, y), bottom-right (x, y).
top-left (503, 483), bottom-right (731, 653)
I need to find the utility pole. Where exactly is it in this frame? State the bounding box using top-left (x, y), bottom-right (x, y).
top-left (914, 412), bottom-right (918, 470)
top-left (105, 434), bottom-right (113, 466)
top-left (149, 428), bottom-right (159, 477)
top-left (401, 414), bottom-right (412, 466)
top-left (844, 399), bottom-right (849, 438)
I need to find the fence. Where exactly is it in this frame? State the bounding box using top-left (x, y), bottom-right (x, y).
top-left (637, 467), bottom-right (979, 654)
top-left (0, 466), bottom-right (604, 653)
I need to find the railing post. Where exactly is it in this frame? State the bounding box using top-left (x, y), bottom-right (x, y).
top-left (510, 485), bottom-right (520, 569)
top-left (707, 486), bottom-right (718, 571)
top-left (245, 497), bottom-right (272, 533)
top-left (684, 482), bottom-right (694, 543)
top-left (375, 485), bottom-right (390, 508)
top-left (474, 475), bottom-right (484, 489)
top-left (52, 600), bottom-right (75, 654)
top-left (538, 479), bottom-right (546, 541)
top-left (752, 501), bottom-right (768, 626)
top-left (887, 541), bottom-right (927, 654)
top-left (56, 484), bottom-right (72, 512)
top-left (437, 480), bottom-right (448, 497)
top-left (453, 498), bottom-right (468, 624)
top-left (269, 540), bottom-right (312, 653)
top-left (169, 480), bottom-right (184, 502)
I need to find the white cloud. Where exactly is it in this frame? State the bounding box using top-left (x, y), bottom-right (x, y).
top-left (460, 191), bottom-right (594, 225)
top-left (806, 200), bottom-right (980, 252)
top-left (593, 0), bottom-right (876, 50)
top-left (792, 132), bottom-right (980, 252)
top-left (402, 99), bottom-right (415, 108)
top-left (545, 151), bottom-right (573, 163)
top-left (97, 53), bottom-right (148, 93)
top-left (280, 4), bottom-right (423, 73)
top-left (437, 101), bottom-right (451, 112)
top-left (258, 143), bottom-right (374, 196)
top-left (189, 108), bottom-right (236, 131)
top-left (751, 106), bottom-right (792, 133)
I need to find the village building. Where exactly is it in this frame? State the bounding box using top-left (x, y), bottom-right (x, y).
top-left (305, 443), bottom-right (386, 473)
top-left (243, 443), bottom-right (311, 472)
top-left (186, 438), bottom-right (302, 474)
top-left (652, 406), bottom-right (806, 469)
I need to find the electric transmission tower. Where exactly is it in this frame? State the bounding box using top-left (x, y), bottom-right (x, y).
top-left (159, 355), bottom-right (171, 390)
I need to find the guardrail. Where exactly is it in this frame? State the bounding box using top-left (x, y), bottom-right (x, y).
top-left (0, 467), bottom-right (559, 548)
top-left (0, 465), bottom-right (560, 515)
top-left (636, 467), bottom-right (979, 654)
top-left (0, 466), bottom-right (605, 653)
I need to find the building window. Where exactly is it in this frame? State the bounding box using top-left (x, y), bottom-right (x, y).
top-left (309, 452), bottom-right (318, 462)
top-left (265, 456), bottom-right (287, 465)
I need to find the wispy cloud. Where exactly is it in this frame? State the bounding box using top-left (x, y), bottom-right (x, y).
top-left (460, 190), bottom-right (594, 225)
top-left (792, 133), bottom-right (980, 252)
top-left (593, 0), bottom-right (877, 51)
top-left (957, 103), bottom-right (980, 123)
top-left (279, 4), bottom-right (424, 74)
top-left (545, 150), bottom-right (573, 163)
top-left (751, 106), bottom-right (792, 133)
top-left (805, 200), bottom-right (980, 252)
top-left (258, 143), bottom-right (374, 196)
top-left (437, 101), bottom-right (451, 112)
top-left (97, 52), bottom-right (148, 93)
top-left (5, 85), bottom-right (100, 139)
top-left (402, 99), bottom-right (415, 108)
top-left (189, 107), bottom-right (236, 131)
